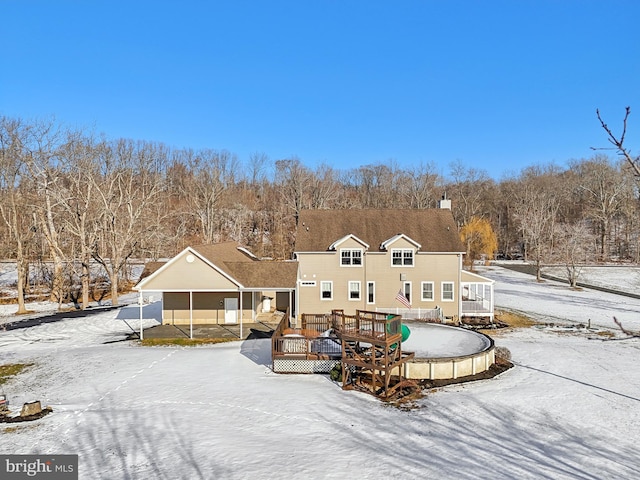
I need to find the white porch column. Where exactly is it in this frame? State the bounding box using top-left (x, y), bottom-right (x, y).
top-left (139, 290), bottom-right (144, 340)
top-left (251, 291), bottom-right (256, 321)
top-left (457, 254), bottom-right (462, 322)
top-left (289, 290), bottom-right (293, 318)
top-left (239, 290), bottom-right (243, 339)
top-left (490, 283), bottom-right (495, 322)
top-left (189, 290), bottom-right (193, 339)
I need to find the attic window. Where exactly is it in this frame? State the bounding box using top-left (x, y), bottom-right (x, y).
top-left (340, 249), bottom-right (362, 266)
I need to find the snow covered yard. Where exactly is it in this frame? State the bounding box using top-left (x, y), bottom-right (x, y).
top-left (1, 266), bottom-right (639, 479)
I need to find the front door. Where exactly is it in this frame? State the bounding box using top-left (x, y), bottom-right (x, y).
top-left (224, 297), bottom-right (238, 324)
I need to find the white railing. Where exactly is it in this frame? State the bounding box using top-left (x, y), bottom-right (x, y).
top-left (461, 300), bottom-right (492, 314)
top-left (376, 307), bottom-right (443, 322)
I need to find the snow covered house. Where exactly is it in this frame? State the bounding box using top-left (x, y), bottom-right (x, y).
top-left (135, 208), bottom-right (494, 332)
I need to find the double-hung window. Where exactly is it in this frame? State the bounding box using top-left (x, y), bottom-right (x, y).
top-left (441, 282), bottom-right (454, 301)
top-left (391, 249), bottom-right (414, 266)
top-left (321, 281), bottom-right (333, 300)
top-left (421, 282), bottom-right (434, 301)
top-left (341, 249), bottom-right (362, 266)
top-left (348, 281), bottom-right (361, 300)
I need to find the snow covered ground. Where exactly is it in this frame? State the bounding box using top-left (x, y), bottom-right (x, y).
top-left (1, 266), bottom-right (639, 479)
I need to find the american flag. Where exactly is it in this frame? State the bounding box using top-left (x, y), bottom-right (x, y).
top-left (395, 289), bottom-right (411, 308)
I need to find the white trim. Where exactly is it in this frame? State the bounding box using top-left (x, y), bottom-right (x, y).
top-left (391, 248), bottom-right (414, 267)
top-left (138, 291), bottom-right (144, 340)
top-left (189, 291), bottom-right (193, 339)
top-left (320, 281), bottom-right (333, 301)
top-left (237, 246), bottom-right (258, 259)
top-left (416, 251), bottom-right (467, 255)
top-left (403, 281), bottom-right (412, 305)
top-left (441, 281), bottom-right (455, 302)
top-left (421, 281), bottom-right (434, 301)
top-left (328, 234), bottom-right (370, 250)
top-left (135, 246), bottom-right (244, 290)
top-left (366, 281), bottom-right (375, 305)
top-left (461, 270), bottom-right (495, 283)
top-left (340, 248), bottom-right (363, 267)
top-left (139, 288), bottom-right (240, 293)
top-left (380, 233), bottom-right (421, 251)
top-left (348, 281), bottom-right (361, 301)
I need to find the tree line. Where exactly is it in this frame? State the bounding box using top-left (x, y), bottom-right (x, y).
top-left (1, 112), bottom-right (638, 310)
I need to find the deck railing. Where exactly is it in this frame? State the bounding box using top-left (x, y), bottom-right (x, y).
top-left (272, 309), bottom-right (342, 361)
top-left (376, 307), bottom-right (443, 322)
top-left (335, 310), bottom-right (402, 342)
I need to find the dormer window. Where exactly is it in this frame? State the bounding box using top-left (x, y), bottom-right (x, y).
top-left (341, 249), bottom-right (362, 266)
top-left (391, 249), bottom-right (414, 266)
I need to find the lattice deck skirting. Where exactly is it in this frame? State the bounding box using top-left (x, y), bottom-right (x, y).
top-left (273, 358), bottom-right (340, 374)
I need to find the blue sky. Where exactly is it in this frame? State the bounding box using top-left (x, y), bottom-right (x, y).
top-left (2, 0), bottom-right (639, 179)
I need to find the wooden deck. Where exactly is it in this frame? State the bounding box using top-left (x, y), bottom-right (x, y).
top-left (272, 309), bottom-right (416, 399)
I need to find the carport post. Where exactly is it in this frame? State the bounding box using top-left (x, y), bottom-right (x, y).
top-left (189, 290), bottom-right (193, 339)
top-left (239, 291), bottom-right (243, 339)
top-left (139, 291), bottom-right (144, 340)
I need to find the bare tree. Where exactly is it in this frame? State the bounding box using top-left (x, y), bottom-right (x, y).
top-left (275, 157), bottom-right (311, 226)
top-left (91, 139), bottom-right (166, 305)
top-left (248, 151), bottom-right (269, 186)
top-left (400, 162), bottom-right (440, 209)
top-left (513, 184), bottom-right (560, 281)
top-left (0, 117), bottom-right (35, 313)
top-left (448, 161), bottom-right (493, 226)
top-left (571, 156), bottom-right (626, 260)
top-left (175, 148), bottom-right (236, 244)
top-left (351, 162), bottom-right (401, 208)
top-left (56, 130), bottom-right (102, 309)
top-left (595, 107), bottom-right (640, 179)
top-left (23, 119), bottom-right (69, 308)
top-left (552, 221), bottom-right (594, 288)
top-left (309, 163), bottom-right (339, 209)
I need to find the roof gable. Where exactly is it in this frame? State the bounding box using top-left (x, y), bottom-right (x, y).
top-left (136, 242), bottom-right (298, 291)
top-left (380, 233), bottom-right (421, 250)
top-left (328, 234), bottom-right (370, 251)
top-left (136, 247), bottom-right (241, 291)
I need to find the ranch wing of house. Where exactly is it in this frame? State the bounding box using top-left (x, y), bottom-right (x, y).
top-left (135, 242), bottom-right (297, 325)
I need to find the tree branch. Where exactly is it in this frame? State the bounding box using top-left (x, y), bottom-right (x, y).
top-left (595, 107), bottom-right (640, 178)
top-left (613, 316), bottom-right (640, 338)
